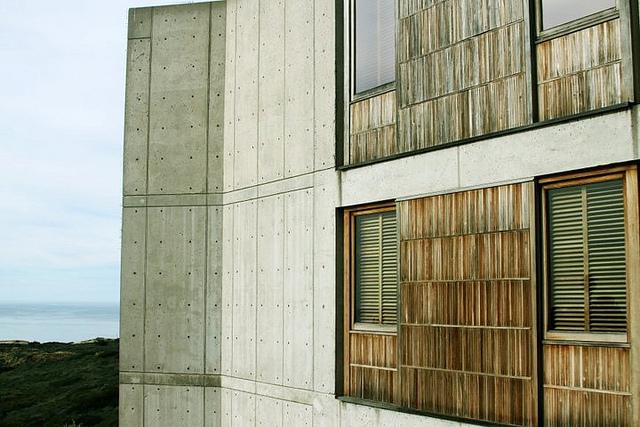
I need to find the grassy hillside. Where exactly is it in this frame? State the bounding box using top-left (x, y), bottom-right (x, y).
top-left (0, 339), bottom-right (118, 426)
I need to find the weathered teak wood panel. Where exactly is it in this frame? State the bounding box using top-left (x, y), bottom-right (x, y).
top-left (396, 0), bottom-right (531, 152)
top-left (349, 91), bottom-right (397, 164)
top-left (348, 333), bottom-right (399, 404)
top-left (343, 203), bottom-right (400, 404)
top-left (543, 345), bottom-right (631, 427)
top-left (537, 19), bottom-right (623, 121)
top-left (397, 183), bottom-right (537, 426)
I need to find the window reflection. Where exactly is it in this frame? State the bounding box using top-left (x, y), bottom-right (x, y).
top-left (542, 0), bottom-right (616, 30)
top-left (354, 0), bottom-right (396, 94)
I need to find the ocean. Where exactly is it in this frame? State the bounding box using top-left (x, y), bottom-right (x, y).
top-left (0, 303), bottom-right (119, 343)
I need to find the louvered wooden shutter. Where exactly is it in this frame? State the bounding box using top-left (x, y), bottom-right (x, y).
top-left (586, 180), bottom-right (627, 332)
top-left (355, 211), bottom-right (398, 325)
top-left (547, 179), bottom-right (627, 333)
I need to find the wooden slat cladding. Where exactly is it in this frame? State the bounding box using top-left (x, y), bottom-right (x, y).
top-left (544, 388), bottom-right (631, 427)
top-left (544, 345), bottom-right (631, 426)
top-left (399, 183), bottom-right (529, 240)
top-left (402, 369), bottom-right (528, 425)
top-left (349, 91), bottom-right (397, 164)
top-left (402, 280), bottom-right (531, 327)
top-left (398, 74), bottom-right (528, 151)
top-left (349, 333), bottom-right (398, 369)
top-left (537, 19), bottom-right (623, 121)
top-left (400, 231), bottom-right (530, 282)
top-left (348, 333), bottom-right (399, 404)
top-left (401, 326), bottom-right (530, 377)
top-left (544, 345), bottom-right (630, 392)
top-left (398, 182), bottom-right (536, 425)
top-left (399, 22), bottom-right (525, 106)
top-left (397, 0), bottom-right (524, 51)
top-left (396, 0), bottom-right (530, 154)
top-left (537, 20), bottom-right (621, 82)
top-left (350, 365), bottom-right (399, 404)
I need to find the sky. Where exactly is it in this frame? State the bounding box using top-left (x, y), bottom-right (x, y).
top-left (0, 0), bottom-right (197, 304)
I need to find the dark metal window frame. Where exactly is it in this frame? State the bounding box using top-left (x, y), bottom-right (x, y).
top-left (535, 0), bottom-right (620, 42)
top-left (349, 0), bottom-right (397, 102)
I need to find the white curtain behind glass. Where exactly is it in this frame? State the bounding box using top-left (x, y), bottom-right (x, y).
top-left (355, 0), bottom-right (395, 94)
top-left (542, 0), bottom-right (616, 30)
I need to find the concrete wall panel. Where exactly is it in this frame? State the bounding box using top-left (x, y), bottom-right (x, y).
top-left (232, 0), bottom-right (259, 189)
top-left (312, 396), bottom-right (340, 427)
top-left (232, 200), bottom-right (257, 380)
top-left (340, 147), bottom-right (459, 207)
top-left (207, 206), bottom-right (223, 374)
top-left (257, 0), bottom-right (286, 184)
top-left (144, 385), bottom-right (204, 427)
top-left (340, 401), bottom-right (463, 427)
top-left (119, 384), bottom-right (143, 427)
top-left (205, 387), bottom-right (222, 427)
top-left (256, 395), bottom-right (283, 427)
top-left (314, 0), bottom-right (336, 170)
top-left (123, 38), bottom-right (151, 196)
top-left (223, 0), bottom-right (237, 192)
top-left (231, 390), bottom-right (256, 427)
top-left (120, 207), bottom-right (146, 372)
top-left (221, 387), bottom-right (233, 427)
top-left (284, 0), bottom-right (315, 177)
top-left (148, 4), bottom-right (210, 194)
top-left (313, 171), bottom-right (339, 393)
top-left (283, 189), bottom-right (314, 389)
top-left (208, 3), bottom-right (227, 193)
top-left (257, 195), bottom-right (285, 385)
top-left (221, 204), bottom-right (234, 376)
top-left (283, 401), bottom-right (312, 427)
top-left (145, 206), bottom-right (206, 374)
top-left (459, 111), bottom-right (636, 188)
top-left (128, 7), bottom-right (152, 39)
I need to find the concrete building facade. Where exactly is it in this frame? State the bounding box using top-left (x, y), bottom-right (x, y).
top-left (120, 1), bottom-right (640, 426)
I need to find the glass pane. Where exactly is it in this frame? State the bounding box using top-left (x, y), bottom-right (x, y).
top-left (354, 0), bottom-right (396, 94)
top-left (542, 0), bottom-right (616, 30)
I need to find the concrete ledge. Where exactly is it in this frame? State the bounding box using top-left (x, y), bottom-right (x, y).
top-left (120, 372), bottom-right (221, 387)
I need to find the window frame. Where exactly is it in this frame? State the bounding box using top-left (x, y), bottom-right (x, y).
top-left (349, 0), bottom-right (397, 102)
top-left (343, 202), bottom-right (398, 335)
top-left (540, 165), bottom-right (638, 344)
top-left (535, 0), bottom-right (620, 42)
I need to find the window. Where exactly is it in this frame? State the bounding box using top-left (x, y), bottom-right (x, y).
top-left (542, 167), bottom-right (636, 342)
top-left (345, 204), bottom-right (398, 329)
top-left (353, 0), bottom-right (396, 95)
top-left (540, 0), bottom-right (616, 31)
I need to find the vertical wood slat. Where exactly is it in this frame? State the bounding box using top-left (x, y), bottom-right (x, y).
top-left (537, 19), bottom-right (623, 121)
top-left (543, 345), bottom-right (632, 427)
top-left (349, 91), bottom-right (397, 164)
top-left (398, 182), bottom-right (536, 426)
top-left (396, 0), bottom-right (530, 154)
top-left (348, 333), bottom-right (400, 404)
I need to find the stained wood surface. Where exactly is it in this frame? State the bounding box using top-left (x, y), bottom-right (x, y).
top-left (396, 0), bottom-right (530, 152)
top-left (398, 182), bottom-right (536, 425)
top-left (543, 345), bottom-right (631, 426)
top-left (347, 333), bottom-right (399, 404)
top-left (537, 19), bottom-right (623, 121)
top-left (349, 91), bottom-right (397, 164)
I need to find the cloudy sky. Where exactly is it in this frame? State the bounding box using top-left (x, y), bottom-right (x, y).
top-left (0, 0), bottom-right (196, 304)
